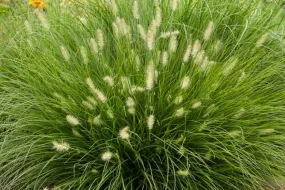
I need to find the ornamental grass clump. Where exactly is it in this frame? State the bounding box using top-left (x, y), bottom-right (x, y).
top-left (1, 0), bottom-right (285, 189)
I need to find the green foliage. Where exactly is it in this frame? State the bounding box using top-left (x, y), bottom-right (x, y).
top-left (1, 0), bottom-right (285, 189)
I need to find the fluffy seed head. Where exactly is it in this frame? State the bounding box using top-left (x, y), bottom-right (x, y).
top-left (160, 30), bottom-right (180, 38)
top-left (128, 107), bottom-right (136, 115)
top-left (109, 0), bottom-right (118, 15)
top-left (174, 96), bottom-right (183, 104)
top-left (133, 1), bottom-right (140, 19)
top-left (117, 18), bottom-right (130, 36)
top-left (126, 97), bottom-right (136, 107)
top-left (191, 39), bottom-right (201, 56)
top-left (214, 40), bottom-right (223, 53)
top-left (169, 35), bottom-right (178, 53)
top-left (87, 96), bottom-right (97, 106)
top-left (203, 21), bottom-right (214, 41)
top-left (52, 141), bottom-right (70, 152)
top-left (183, 43), bottom-right (192, 63)
top-left (103, 76), bottom-right (114, 87)
top-left (60, 45), bottom-right (70, 61)
top-left (155, 6), bottom-right (162, 27)
top-left (146, 61), bottom-right (155, 90)
top-left (95, 90), bottom-right (107, 103)
top-left (34, 9), bottom-right (49, 30)
top-left (256, 33), bottom-right (269, 48)
top-left (177, 170), bottom-right (190, 176)
top-left (101, 151), bottom-right (113, 161)
top-left (93, 115), bottom-right (103, 126)
top-left (195, 50), bottom-right (205, 64)
top-left (147, 115), bottom-right (155, 130)
top-left (138, 24), bottom-right (146, 41)
top-left (161, 51), bottom-right (168, 66)
top-left (66, 115), bottom-right (80, 126)
top-left (119, 126), bottom-right (130, 140)
top-left (192, 101), bottom-right (202, 109)
top-left (96, 29), bottom-right (105, 50)
top-left (154, 0), bottom-right (160, 6)
top-left (86, 78), bottom-right (107, 103)
top-left (200, 56), bottom-right (211, 70)
top-left (130, 86), bottom-right (145, 94)
top-left (89, 38), bottom-right (98, 55)
top-left (80, 46), bottom-right (88, 65)
top-left (146, 20), bottom-right (158, 51)
top-left (171, 0), bottom-right (178, 11)
top-left (82, 101), bottom-right (94, 110)
top-left (114, 18), bottom-right (122, 32)
top-left (181, 76), bottom-right (190, 89)
top-left (175, 108), bottom-right (185, 117)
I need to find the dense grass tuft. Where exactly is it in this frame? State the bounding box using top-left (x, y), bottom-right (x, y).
top-left (1, 0), bottom-right (285, 189)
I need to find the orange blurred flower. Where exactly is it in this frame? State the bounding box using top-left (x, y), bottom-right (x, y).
top-left (29, 0), bottom-right (47, 8)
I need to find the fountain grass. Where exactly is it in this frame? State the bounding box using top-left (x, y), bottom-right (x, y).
top-left (1, 0), bottom-right (285, 189)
